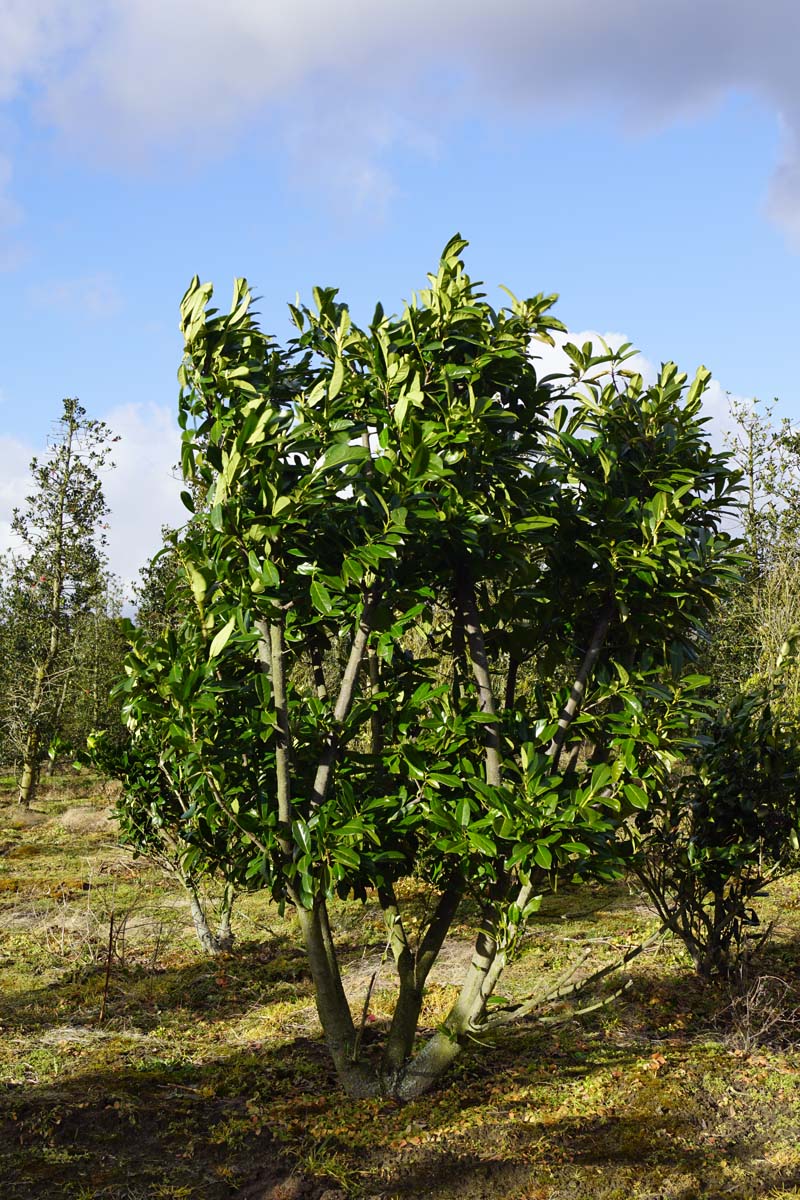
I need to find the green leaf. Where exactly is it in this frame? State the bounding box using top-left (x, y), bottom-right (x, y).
top-left (515, 516), bottom-right (557, 533)
top-left (408, 443), bottom-right (431, 479)
top-left (186, 563), bottom-right (209, 607)
top-left (316, 442), bottom-right (369, 474)
top-left (623, 783), bottom-right (649, 810)
top-left (329, 356), bottom-right (345, 401)
top-left (468, 829), bottom-right (496, 855)
top-left (208, 616), bottom-right (236, 660)
top-left (394, 392), bottom-right (410, 429)
top-left (293, 819), bottom-right (311, 854)
top-left (332, 845), bottom-right (361, 869)
top-left (262, 560), bottom-right (281, 588)
top-left (310, 579), bottom-right (334, 614)
top-left (533, 843), bottom-right (552, 870)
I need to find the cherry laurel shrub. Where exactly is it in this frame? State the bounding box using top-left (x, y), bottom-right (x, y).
top-left (111, 237), bottom-right (740, 1097)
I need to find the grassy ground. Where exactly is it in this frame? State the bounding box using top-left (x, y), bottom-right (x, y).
top-left (1, 772), bottom-right (800, 1200)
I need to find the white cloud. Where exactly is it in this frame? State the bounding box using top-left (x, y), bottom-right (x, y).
top-left (0, 432), bottom-right (34, 557)
top-left (1, 1), bottom-right (800, 231)
top-left (102, 402), bottom-right (186, 596)
top-left (27, 272), bottom-right (123, 319)
top-left (0, 2), bottom-right (98, 103)
top-left (0, 155), bottom-right (20, 227)
top-left (532, 328), bottom-right (740, 450)
top-left (766, 123), bottom-right (800, 245)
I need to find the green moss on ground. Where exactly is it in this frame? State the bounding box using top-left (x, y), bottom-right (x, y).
top-left (1, 774), bottom-right (800, 1198)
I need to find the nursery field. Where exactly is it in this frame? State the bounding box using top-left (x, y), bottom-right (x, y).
top-left (1, 772), bottom-right (800, 1200)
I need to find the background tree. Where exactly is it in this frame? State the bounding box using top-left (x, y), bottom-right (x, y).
top-left (133, 524), bottom-right (199, 637)
top-left (54, 579), bottom-right (129, 765)
top-left (629, 682), bottom-right (800, 977)
top-left (89, 519), bottom-right (250, 953)
top-left (1, 399), bottom-right (115, 805)
top-left (725, 396), bottom-right (800, 571)
top-left (635, 396), bottom-right (800, 978)
top-left (115, 239), bottom-right (739, 1098)
top-left (703, 396), bottom-right (800, 704)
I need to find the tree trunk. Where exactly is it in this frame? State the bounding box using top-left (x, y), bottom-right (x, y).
top-left (456, 572), bottom-right (501, 787)
top-left (380, 880), bottom-right (463, 1077)
top-left (184, 880), bottom-right (237, 955)
top-left (215, 888), bottom-right (235, 952)
top-left (296, 899), bottom-right (378, 1097)
top-left (17, 734), bottom-right (41, 808)
top-left (187, 882), bottom-right (224, 956)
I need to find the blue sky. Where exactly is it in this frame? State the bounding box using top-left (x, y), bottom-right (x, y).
top-left (1, 1), bottom-right (799, 586)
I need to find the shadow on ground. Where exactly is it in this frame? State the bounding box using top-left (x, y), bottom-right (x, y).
top-left (2, 1030), bottom-right (799, 1200)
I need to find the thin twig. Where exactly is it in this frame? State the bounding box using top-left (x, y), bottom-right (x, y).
top-left (537, 979), bottom-right (633, 1025)
top-left (98, 912), bottom-right (114, 1024)
top-left (352, 969), bottom-right (379, 1063)
top-left (480, 928), bottom-right (664, 1029)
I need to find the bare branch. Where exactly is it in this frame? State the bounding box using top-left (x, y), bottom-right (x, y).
top-left (480, 927), bottom-right (664, 1029)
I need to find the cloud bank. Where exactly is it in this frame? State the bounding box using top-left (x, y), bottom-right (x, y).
top-left (533, 329), bottom-right (739, 450)
top-left (0, 1), bottom-right (799, 232)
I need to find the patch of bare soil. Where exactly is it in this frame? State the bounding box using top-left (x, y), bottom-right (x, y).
top-left (0, 805), bottom-right (48, 829)
top-left (55, 804), bottom-right (115, 835)
top-left (236, 1171), bottom-right (347, 1199)
top-left (343, 937), bottom-right (473, 995)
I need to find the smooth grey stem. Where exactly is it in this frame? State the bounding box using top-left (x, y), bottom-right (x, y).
top-left (479, 880), bottom-right (537, 1002)
top-left (380, 879), bottom-right (464, 1075)
top-left (352, 969), bottom-right (379, 1063)
top-left (415, 879), bottom-right (464, 989)
top-left (456, 572), bottom-right (501, 788)
top-left (377, 884), bottom-right (418, 1073)
top-left (186, 880), bottom-right (223, 955)
top-left (310, 588), bottom-right (379, 809)
top-left (537, 980), bottom-right (633, 1025)
top-left (394, 889), bottom-right (508, 1096)
top-left (215, 885), bottom-right (235, 951)
top-left (379, 883), bottom-right (414, 973)
top-left (548, 598), bottom-right (615, 768)
top-left (483, 928), bottom-right (663, 1028)
top-left (295, 901), bottom-right (378, 1097)
top-left (309, 631), bottom-right (330, 701)
top-left (318, 897), bottom-right (344, 985)
top-left (267, 617), bottom-right (293, 859)
top-left (393, 1026), bottom-right (464, 1101)
top-left (367, 647), bottom-right (382, 756)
